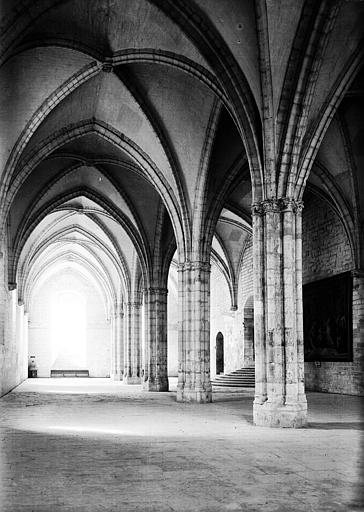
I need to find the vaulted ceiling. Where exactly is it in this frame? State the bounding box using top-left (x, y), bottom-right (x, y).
top-left (1, 0), bottom-right (363, 301)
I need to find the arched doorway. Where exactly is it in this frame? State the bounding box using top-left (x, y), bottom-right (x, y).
top-left (216, 332), bottom-right (224, 374)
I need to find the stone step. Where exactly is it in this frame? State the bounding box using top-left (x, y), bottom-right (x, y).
top-left (212, 366), bottom-right (255, 388)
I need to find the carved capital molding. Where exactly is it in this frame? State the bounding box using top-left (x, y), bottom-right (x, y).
top-left (177, 260), bottom-right (211, 273)
top-left (101, 62), bottom-right (113, 73)
top-left (145, 287), bottom-right (168, 296)
top-left (126, 300), bottom-right (142, 309)
top-left (251, 198), bottom-right (304, 215)
top-left (113, 303), bottom-right (124, 318)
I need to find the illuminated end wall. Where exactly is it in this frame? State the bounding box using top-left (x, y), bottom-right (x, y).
top-left (28, 268), bottom-right (111, 377)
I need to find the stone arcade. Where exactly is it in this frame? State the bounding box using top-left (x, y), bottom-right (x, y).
top-left (0, 1), bottom-right (363, 511)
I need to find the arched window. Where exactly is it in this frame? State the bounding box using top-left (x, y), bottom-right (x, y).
top-left (51, 291), bottom-right (87, 369)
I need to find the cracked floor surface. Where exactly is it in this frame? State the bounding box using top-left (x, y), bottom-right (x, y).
top-left (0, 379), bottom-right (363, 512)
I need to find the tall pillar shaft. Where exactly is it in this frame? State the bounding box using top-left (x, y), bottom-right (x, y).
top-left (143, 287), bottom-right (169, 391)
top-left (177, 261), bottom-right (212, 403)
top-left (111, 305), bottom-right (124, 381)
top-left (23, 311), bottom-right (29, 379)
top-left (123, 301), bottom-right (141, 384)
top-left (252, 198), bottom-right (307, 427)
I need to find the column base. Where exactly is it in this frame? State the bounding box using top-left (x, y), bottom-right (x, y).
top-left (143, 377), bottom-right (169, 392)
top-left (123, 376), bottom-right (141, 385)
top-left (253, 400), bottom-right (307, 428)
top-left (176, 384), bottom-right (212, 403)
top-left (110, 372), bottom-right (122, 381)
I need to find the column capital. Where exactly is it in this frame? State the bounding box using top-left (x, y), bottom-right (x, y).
top-left (114, 308), bottom-right (124, 319)
top-left (251, 198), bottom-right (304, 215)
top-left (177, 260), bottom-right (211, 273)
top-left (127, 301), bottom-right (142, 309)
top-left (144, 287), bottom-right (168, 296)
top-left (101, 62), bottom-right (113, 72)
top-left (279, 197), bottom-right (304, 213)
top-left (113, 301), bottom-right (124, 317)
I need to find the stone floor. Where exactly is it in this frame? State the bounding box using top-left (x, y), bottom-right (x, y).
top-left (0, 379), bottom-right (363, 512)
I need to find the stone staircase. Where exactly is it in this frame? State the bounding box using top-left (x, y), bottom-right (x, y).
top-left (211, 365), bottom-right (255, 388)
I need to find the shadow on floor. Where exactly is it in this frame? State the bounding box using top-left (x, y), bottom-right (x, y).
top-left (308, 421), bottom-right (364, 430)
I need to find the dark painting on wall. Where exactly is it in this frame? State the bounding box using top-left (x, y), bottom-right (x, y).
top-left (303, 272), bottom-right (353, 362)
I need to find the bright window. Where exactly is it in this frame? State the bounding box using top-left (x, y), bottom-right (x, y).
top-left (51, 291), bottom-right (87, 368)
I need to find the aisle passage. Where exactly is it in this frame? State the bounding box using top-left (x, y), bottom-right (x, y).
top-left (0, 379), bottom-right (363, 512)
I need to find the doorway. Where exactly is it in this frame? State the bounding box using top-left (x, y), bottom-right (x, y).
top-left (216, 332), bottom-right (224, 374)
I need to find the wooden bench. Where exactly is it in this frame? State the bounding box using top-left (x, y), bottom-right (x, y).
top-left (50, 370), bottom-right (89, 378)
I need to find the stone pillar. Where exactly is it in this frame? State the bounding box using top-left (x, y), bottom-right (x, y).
top-left (143, 287), bottom-right (169, 391)
top-left (23, 311), bottom-right (29, 379)
top-left (110, 311), bottom-right (117, 380)
top-left (352, 270), bottom-right (364, 394)
top-left (123, 300), bottom-right (141, 384)
top-left (111, 304), bottom-right (124, 381)
top-left (177, 261), bottom-right (212, 403)
top-left (252, 198), bottom-right (307, 427)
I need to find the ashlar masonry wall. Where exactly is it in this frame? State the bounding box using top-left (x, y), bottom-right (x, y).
top-left (210, 263), bottom-right (237, 376)
top-left (0, 241), bottom-right (28, 397)
top-left (303, 193), bottom-right (363, 395)
top-left (167, 265), bottom-right (178, 376)
top-left (238, 238), bottom-right (254, 367)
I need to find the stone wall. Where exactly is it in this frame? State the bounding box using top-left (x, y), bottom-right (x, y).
top-left (210, 263), bottom-right (237, 376)
top-left (302, 194), bottom-right (353, 283)
top-left (238, 238), bottom-right (254, 367)
top-left (0, 241), bottom-right (28, 397)
top-left (167, 265), bottom-right (178, 376)
top-left (28, 269), bottom-right (111, 377)
top-left (303, 193), bottom-right (363, 395)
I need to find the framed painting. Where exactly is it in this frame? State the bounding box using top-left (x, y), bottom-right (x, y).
top-left (303, 272), bottom-right (353, 362)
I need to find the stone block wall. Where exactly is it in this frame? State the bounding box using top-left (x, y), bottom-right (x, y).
top-left (0, 241), bottom-right (28, 397)
top-left (302, 194), bottom-right (353, 282)
top-left (303, 193), bottom-right (363, 395)
top-left (167, 265), bottom-right (178, 376)
top-left (238, 238), bottom-right (254, 367)
top-left (210, 263), bottom-right (243, 376)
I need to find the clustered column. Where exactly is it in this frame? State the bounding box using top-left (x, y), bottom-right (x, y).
top-left (111, 304), bottom-right (124, 381)
top-left (177, 260), bottom-right (212, 403)
top-left (123, 299), bottom-right (141, 384)
top-left (252, 198), bottom-right (307, 427)
top-left (143, 287), bottom-right (169, 391)
top-left (352, 270), bottom-right (364, 375)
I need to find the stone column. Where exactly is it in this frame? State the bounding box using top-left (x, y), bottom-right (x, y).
top-left (143, 287), bottom-right (169, 391)
top-left (23, 311), bottom-right (29, 379)
top-left (123, 300), bottom-right (141, 384)
top-left (252, 198), bottom-right (307, 427)
top-left (352, 270), bottom-right (364, 393)
top-left (177, 261), bottom-right (212, 403)
top-left (111, 304), bottom-right (124, 381)
top-left (110, 311), bottom-right (117, 380)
